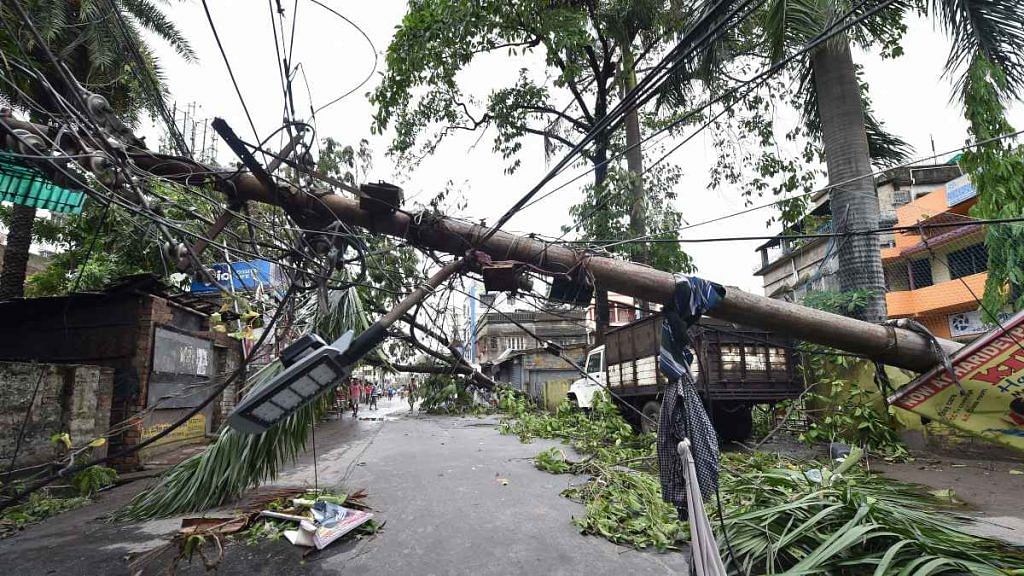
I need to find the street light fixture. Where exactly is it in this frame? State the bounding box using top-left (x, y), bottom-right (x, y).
top-left (228, 330), bottom-right (355, 434)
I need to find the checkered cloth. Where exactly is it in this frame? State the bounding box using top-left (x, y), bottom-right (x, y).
top-left (657, 275), bottom-right (724, 519)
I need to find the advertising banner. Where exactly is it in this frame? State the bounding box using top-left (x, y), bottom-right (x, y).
top-left (190, 260), bottom-right (275, 294)
top-left (889, 311), bottom-right (1024, 450)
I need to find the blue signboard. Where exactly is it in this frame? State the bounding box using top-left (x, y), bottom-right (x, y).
top-left (945, 175), bottom-right (976, 207)
top-left (190, 260), bottom-right (275, 294)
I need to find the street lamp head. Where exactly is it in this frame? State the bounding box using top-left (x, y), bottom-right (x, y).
top-left (229, 330), bottom-right (355, 434)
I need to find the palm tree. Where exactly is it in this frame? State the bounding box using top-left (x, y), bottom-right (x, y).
top-left (683, 0), bottom-right (1023, 322)
top-left (0, 0), bottom-right (194, 300)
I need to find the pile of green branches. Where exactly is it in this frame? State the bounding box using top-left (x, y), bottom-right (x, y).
top-left (717, 451), bottom-right (1024, 574)
top-left (499, 390), bottom-right (686, 551)
top-left (500, 391), bottom-right (1024, 571)
top-left (418, 373), bottom-right (488, 415)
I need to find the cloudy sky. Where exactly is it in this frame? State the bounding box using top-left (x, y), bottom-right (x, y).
top-left (144, 1), bottom-right (1023, 295)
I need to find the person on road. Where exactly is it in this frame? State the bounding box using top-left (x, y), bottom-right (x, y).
top-left (407, 378), bottom-right (418, 412)
top-left (363, 382), bottom-right (373, 405)
top-left (348, 378), bottom-right (361, 418)
top-left (369, 383), bottom-right (380, 411)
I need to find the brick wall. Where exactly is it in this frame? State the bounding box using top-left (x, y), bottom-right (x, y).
top-left (0, 362), bottom-right (114, 474)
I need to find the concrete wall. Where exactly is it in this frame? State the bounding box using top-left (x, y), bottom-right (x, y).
top-left (0, 362), bottom-right (113, 472)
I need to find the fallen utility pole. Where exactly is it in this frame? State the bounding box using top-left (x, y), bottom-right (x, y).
top-left (0, 115), bottom-right (960, 372)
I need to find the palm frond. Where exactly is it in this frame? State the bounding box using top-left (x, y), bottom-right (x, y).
top-left (930, 0), bottom-right (1024, 97)
top-left (797, 65), bottom-right (913, 167)
top-left (117, 286), bottom-right (371, 519)
top-left (117, 0), bottom-right (197, 61)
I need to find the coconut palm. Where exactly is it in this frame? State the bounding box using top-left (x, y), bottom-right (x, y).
top-left (0, 0), bottom-right (194, 300)
top-left (679, 0), bottom-right (1024, 322)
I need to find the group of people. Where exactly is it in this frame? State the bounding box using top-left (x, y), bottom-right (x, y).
top-left (338, 377), bottom-right (418, 417)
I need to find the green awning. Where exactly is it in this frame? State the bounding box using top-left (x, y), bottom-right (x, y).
top-left (0, 153), bottom-right (86, 214)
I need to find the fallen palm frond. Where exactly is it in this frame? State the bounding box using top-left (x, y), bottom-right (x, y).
top-left (716, 451), bottom-right (1024, 575)
top-left (501, 391), bottom-right (1024, 572)
top-left (118, 287), bottom-right (369, 520)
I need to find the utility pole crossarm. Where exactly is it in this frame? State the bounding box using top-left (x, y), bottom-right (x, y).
top-left (0, 116), bottom-right (961, 373)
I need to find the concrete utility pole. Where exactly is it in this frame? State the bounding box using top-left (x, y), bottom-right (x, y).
top-left (0, 116), bottom-right (961, 373)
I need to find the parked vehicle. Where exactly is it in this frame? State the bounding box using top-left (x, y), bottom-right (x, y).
top-left (568, 314), bottom-right (804, 441)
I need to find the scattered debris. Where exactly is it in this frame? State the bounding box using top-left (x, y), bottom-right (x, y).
top-left (128, 489), bottom-right (382, 574)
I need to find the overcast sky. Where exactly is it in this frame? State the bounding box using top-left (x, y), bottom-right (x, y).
top-left (144, 1), bottom-right (1023, 295)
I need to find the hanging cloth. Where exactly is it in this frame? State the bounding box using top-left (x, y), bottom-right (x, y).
top-left (657, 275), bottom-right (725, 517)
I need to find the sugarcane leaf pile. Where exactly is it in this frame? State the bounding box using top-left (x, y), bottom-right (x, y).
top-left (500, 390), bottom-right (1024, 572)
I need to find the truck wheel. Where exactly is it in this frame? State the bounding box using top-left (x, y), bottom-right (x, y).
top-left (640, 401), bottom-right (661, 435)
top-left (567, 393), bottom-right (579, 410)
top-left (712, 402), bottom-right (753, 443)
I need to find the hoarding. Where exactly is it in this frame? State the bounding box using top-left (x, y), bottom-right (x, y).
top-left (190, 260), bottom-right (275, 294)
top-left (944, 174), bottom-right (976, 207)
top-left (889, 311), bottom-right (1024, 450)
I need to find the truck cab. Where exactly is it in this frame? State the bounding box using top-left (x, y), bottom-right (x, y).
top-left (567, 346), bottom-right (605, 409)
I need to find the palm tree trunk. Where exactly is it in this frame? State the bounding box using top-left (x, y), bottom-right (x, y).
top-left (621, 44), bottom-right (647, 266)
top-left (812, 40), bottom-right (887, 322)
top-left (0, 204), bottom-right (36, 300)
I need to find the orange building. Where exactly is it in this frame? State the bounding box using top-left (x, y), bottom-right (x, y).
top-left (881, 175), bottom-right (998, 341)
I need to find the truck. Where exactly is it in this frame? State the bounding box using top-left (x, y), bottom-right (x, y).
top-left (567, 314), bottom-right (804, 441)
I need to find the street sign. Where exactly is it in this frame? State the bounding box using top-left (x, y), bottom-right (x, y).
top-left (944, 174), bottom-right (976, 207)
top-left (190, 260), bottom-right (275, 294)
top-left (889, 310), bottom-right (1024, 451)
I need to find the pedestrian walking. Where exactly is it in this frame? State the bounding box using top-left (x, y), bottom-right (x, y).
top-left (369, 383), bottom-right (380, 411)
top-left (407, 378), bottom-right (418, 412)
top-left (348, 378), bottom-right (361, 418)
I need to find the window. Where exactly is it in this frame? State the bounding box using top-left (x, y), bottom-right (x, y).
top-left (885, 264), bottom-right (910, 291)
top-left (585, 350), bottom-right (603, 374)
top-left (768, 348), bottom-right (788, 373)
top-left (910, 259), bottom-right (933, 289)
top-left (720, 345), bottom-right (742, 373)
top-left (893, 190), bottom-right (911, 207)
top-left (947, 243), bottom-right (988, 280)
top-left (744, 346), bottom-right (767, 372)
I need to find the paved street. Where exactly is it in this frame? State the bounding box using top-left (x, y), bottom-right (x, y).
top-left (0, 398), bottom-right (690, 575)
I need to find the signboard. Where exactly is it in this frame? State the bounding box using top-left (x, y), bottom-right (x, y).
top-left (944, 175), bottom-right (976, 207)
top-left (148, 327), bottom-right (213, 409)
top-left (948, 309), bottom-right (1013, 339)
top-left (190, 259), bottom-right (275, 294)
top-left (889, 311), bottom-right (1024, 450)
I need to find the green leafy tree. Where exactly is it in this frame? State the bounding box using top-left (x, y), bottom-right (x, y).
top-left (672, 0), bottom-right (1024, 322)
top-left (372, 0), bottom-right (692, 338)
top-left (0, 0), bottom-right (194, 299)
top-left (962, 59), bottom-right (1024, 316)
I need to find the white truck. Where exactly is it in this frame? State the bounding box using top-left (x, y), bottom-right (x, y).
top-left (568, 314), bottom-right (804, 441)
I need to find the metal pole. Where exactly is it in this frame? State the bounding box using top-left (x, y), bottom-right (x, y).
top-left (0, 116), bottom-right (961, 372)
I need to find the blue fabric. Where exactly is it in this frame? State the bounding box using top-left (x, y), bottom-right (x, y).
top-left (656, 275), bottom-right (725, 516)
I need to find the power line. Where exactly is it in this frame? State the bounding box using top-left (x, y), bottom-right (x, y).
top-left (477, 0), bottom-right (764, 246)
top-left (199, 0), bottom-right (260, 143)
top-left (563, 215), bottom-right (1024, 246)
top-left (598, 128), bottom-right (1024, 249)
top-left (306, 0), bottom-right (379, 115)
top-left (519, 0), bottom-right (899, 226)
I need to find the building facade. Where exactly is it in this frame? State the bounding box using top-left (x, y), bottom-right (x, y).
top-left (755, 164), bottom-right (964, 302)
top-left (881, 174), bottom-right (1006, 340)
top-left (474, 306), bottom-right (590, 367)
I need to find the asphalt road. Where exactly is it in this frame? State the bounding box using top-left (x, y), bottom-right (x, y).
top-left (0, 398), bottom-right (690, 575)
